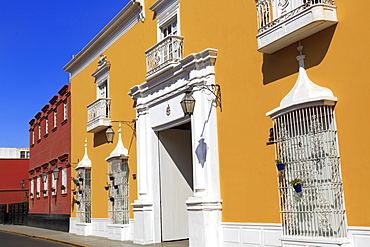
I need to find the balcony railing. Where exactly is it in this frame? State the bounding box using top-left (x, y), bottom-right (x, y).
top-left (145, 35), bottom-right (184, 77)
top-left (87, 98), bottom-right (111, 133)
top-left (256, 0), bottom-right (337, 53)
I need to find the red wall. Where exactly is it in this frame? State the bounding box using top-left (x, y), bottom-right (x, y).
top-left (29, 85), bottom-right (71, 215)
top-left (0, 159), bottom-right (29, 205)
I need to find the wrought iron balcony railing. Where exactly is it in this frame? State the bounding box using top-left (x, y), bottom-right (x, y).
top-left (87, 98), bottom-right (111, 133)
top-left (145, 35), bottom-right (184, 77)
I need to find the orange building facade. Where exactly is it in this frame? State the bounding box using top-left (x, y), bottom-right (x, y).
top-left (64, 0), bottom-right (370, 246)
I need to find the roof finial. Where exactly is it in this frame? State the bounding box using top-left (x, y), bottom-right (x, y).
top-left (296, 41), bottom-right (305, 68)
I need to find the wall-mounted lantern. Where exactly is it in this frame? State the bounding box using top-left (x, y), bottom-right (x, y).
top-left (180, 91), bottom-right (196, 116)
top-left (20, 180), bottom-right (26, 189)
top-left (105, 126), bottom-right (115, 143)
top-left (53, 168), bottom-right (60, 180)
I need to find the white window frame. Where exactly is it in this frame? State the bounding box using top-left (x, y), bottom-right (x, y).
top-left (61, 168), bottom-right (67, 194)
top-left (43, 174), bottom-right (48, 196)
top-left (30, 179), bottom-right (34, 198)
top-left (63, 101), bottom-right (68, 120)
top-left (53, 110), bottom-right (57, 128)
top-left (52, 173), bottom-right (57, 195)
top-left (45, 117), bottom-right (48, 134)
top-left (152, 0), bottom-right (180, 42)
top-left (32, 130), bottom-right (35, 145)
top-left (38, 125), bottom-right (41, 140)
top-left (36, 177), bottom-right (41, 198)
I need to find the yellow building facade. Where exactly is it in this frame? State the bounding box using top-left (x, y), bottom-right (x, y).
top-left (64, 0), bottom-right (370, 246)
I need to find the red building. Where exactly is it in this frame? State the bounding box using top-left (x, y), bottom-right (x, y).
top-left (28, 84), bottom-right (71, 231)
top-left (0, 148), bottom-right (29, 205)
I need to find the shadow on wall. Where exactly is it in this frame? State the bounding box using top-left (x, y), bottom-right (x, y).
top-left (94, 129), bottom-right (108, 147)
top-left (262, 25), bottom-right (337, 85)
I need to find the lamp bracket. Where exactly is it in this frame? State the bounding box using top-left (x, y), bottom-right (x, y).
top-left (110, 120), bottom-right (137, 136)
top-left (199, 84), bottom-right (222, 112)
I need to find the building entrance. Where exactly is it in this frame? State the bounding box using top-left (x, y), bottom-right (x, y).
top-left (158, 122), bottom-right (193, 241)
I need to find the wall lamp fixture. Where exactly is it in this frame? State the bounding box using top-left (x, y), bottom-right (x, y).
top-left (105, 120), bottom-right (136, 144)
top-left (181, 84), bottom-right (222, 116)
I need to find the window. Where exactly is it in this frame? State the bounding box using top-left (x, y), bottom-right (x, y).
top-left (20, 151), bottom-right (29, 159)
top-left (271, 105), bottom-right (347, 238)
top-left (61, 168), bottom-right (67, 194)
top-left (98, 80), bottom-right (108, 99)
top-left (63, 101), bottom-right (68, 120)
top-left (45, 117), bottom-right (48, 134)
top-left (43, 174), bottom-right (48, 196)
top-left (30, 179), bottom-right (34, 198)
top-left (38, 125), bottom-right (41, 140)
top-left (161, 19), bottom-right (178, 39)
top-left (53, 110), bottom-right (57, 128)
top-left (108, 159), bottom-right (129, 224)
top-left (76, 169), bottom-right (91, 223)
top-left (36, 177), bottom-right (41, 198)
top-left (32, 130), bottom-right (35, 145)
top-left (52, 172), bottom-right (57, 195)
top-left (152, 0), bottom-right (180, 42)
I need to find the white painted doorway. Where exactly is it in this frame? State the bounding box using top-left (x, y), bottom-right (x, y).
top-left (158, 122), bottom-right (193, 241)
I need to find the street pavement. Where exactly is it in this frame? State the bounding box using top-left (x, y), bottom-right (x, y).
top-left (0, 231), bottom-right (71, 247)
top-left (0, 225), bottom-right (189, 247)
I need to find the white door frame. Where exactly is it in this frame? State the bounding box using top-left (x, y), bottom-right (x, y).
top-left (130, 49), bottom-right (222, 247)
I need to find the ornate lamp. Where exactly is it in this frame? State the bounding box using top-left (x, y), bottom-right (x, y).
top-left (53, 168), bottom-right (60, 180)
top-left (180, 91), bottom-right (196, 116)
top-left (105, 126), bottom-right (115, 143)
top-left (20, 180), bottom-right (26, 189)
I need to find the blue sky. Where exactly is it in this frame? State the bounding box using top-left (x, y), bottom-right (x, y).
top-left (0, 1), bottom-right (130, 148)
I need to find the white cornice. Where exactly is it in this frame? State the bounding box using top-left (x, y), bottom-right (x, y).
top-left (63, 0), bottom-right (144, 78)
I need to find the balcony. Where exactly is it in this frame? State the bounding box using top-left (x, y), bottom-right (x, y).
top-left (145, 35), bottom-right (184, 77)
top-left (87, 98), bottom-right (111, 133)
top-left (256, 0), bottom-right (337, 53)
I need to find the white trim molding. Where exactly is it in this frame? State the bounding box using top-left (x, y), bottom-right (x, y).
top-left (63, 0), bottom-right (144, 78)
top-left (221, 222), bottom-right (282, 247)
top-left (70, 217), bottom-right (134, 240)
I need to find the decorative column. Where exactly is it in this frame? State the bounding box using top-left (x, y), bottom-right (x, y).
top-left (186, 77), bottom-right (222, 246)
top-left (132, 106), bottom-right (156, 244)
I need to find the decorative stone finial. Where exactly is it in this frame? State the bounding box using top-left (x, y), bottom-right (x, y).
top-left (266, 41), bottom-right (337, 118)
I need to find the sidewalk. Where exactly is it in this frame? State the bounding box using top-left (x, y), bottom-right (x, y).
top-left (0, 225), bottom-right (189, 247)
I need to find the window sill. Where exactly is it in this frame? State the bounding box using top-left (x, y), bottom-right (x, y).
top-left (61, 119), bottom-right (68, 126)
top-left (37, 139), bottom-right (41, 143)
top-left (44, 134), bottom-right (49, 138)
top-left (52, 127), bottom-right (57, 132)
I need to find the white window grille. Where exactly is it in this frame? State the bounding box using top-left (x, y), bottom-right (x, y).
top-left (108, 159), bottom-right (129, 224)
top-left (52, 173), bottom-right (57, 195)
top-left (63, 101), bottom-right (68, 120)
top-left (76, 169), bottom-right (91, 223)
top-left (32, 130), bottom-right (34, 145)
top-left (61, 168), bottom-right (67, 194)
top-left (30, 179), bottom-right (34, 198)
top-left (36, 177), bottom-right (41, 198)
top-left (43, 174), bottom-right (48, 195)
top-left (38, 125), bottom-right (41, 140)
top-left (272, 105), bottom-right (347, 238)
top-left (54, 110), bottom-right (57, 128)
top-left (45, 117), bottom-right (48, 134)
